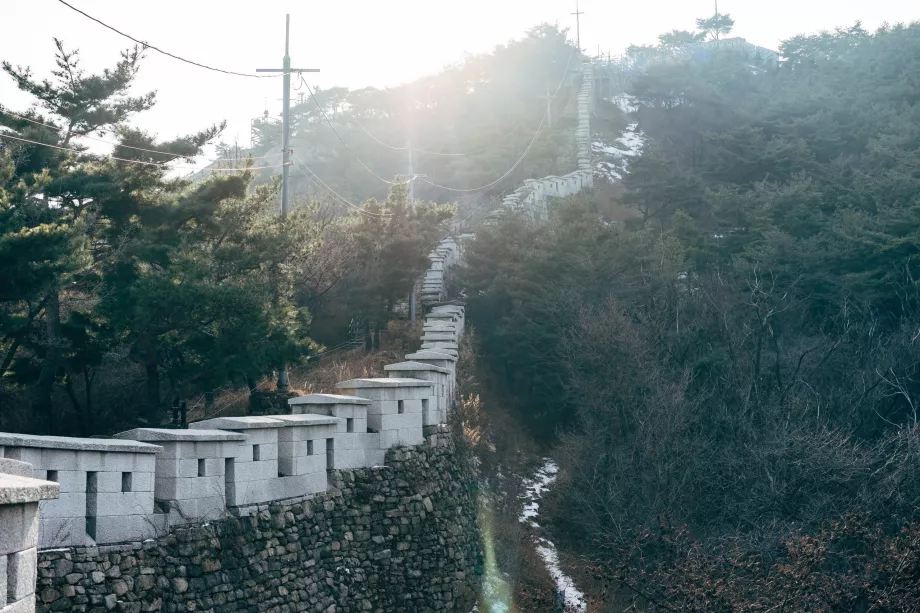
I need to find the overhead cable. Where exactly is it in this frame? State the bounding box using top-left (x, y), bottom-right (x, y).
top-left (349, 114), bottom-right (526, 157)
top-left (302, 77), bottom-right (396, 185)
top-left (417, 50), bottom-right (577, 193)
top-left (0, 133), bottom-right (282, 172)
top-left (292, 154), bottom-right (388, 218)
top-left (451, 194), bottom-right (500, 231)
top-left (0, 107), bottom-right (271, 163)
top-left (54, 0), bottom-right (281, 79)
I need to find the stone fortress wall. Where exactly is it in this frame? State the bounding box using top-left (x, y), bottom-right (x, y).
top-left (0, 236), bottom-right (477, 613)
top-left (428, 61), bottom-right (595, 305)
top-left (496, 62), bottom-right (594, 223)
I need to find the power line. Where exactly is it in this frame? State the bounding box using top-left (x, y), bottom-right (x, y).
top-left (0, 107), bottom-right (271, 163)
top-left (54, 0), bottom-right (282, 79)
top-left (451, 194), bottom-right (500, 231)
top-left (0, 132), bottom-right (283, 172)
top-left (417, 50), bottom-right (577, 194)
top-left (418, 123), bottom-right (544, 193)
top-left (349, 114), bottom-right (526, 157)
top-left (302, 77), bottom-right (396, 185)
top-left (291, 154), bottom-right (388, 218)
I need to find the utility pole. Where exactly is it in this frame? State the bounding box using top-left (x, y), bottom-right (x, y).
top-left (256, 14), bottom-right (319, 391)
top-left (256, 14), bottom-right (319, 217)
top-left (407, 143), bottom-right (414, 324)
top-left (540, 83), bottom-right (554, 128)
top-left (407, 143), bottom-right (414, 207)
top-left (403, 138), bottom-right (428, 323)
top-left (572, 0), bottom-right (584, 53)
top-left (398, 170), bottom-right (427, 205)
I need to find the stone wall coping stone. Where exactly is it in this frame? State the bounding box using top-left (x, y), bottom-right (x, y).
top-left (268, 414), bottom-right (343, 427)
top-left (429, 300), bottom-right (466, 308)
top-left (405, 350), bottom-right (458, 362)
top-left (420, 344), bottom-right (459, 352)
top-left (113, 428), bottom-right (247, 442)
top-left (288, 393), bottom-right (372, 406)
top-left (189, 416), bottom-right (285, 430)
top-left (0, 457), bottom-right (33, 478)
top-left (383, 361), bottom-right (450, 374)
top-left (335, 377), bottom-right (433, 389)
top-left (430, 309), bottom-right (464, 317)
top-left (0, 432), bottom-right (162, 454)
top-left (0, 473), bottom-right (60, 504)
top-left (420, 351), bottom-right (459, 359)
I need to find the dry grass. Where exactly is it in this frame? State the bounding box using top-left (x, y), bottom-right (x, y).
top-left (187, 319), bottom-right (424, 423)
top-left (292, 348), bottom-right (403, 395)
top-left (293, 319), bottom-right (422, 394)
top-left (492, 504), bottom-right (558, 613)
top-left (185, 378), bottom-right (275, 423)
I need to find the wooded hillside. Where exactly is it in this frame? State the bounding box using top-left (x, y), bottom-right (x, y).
top-left (462, 20), bottom-right (920, 611)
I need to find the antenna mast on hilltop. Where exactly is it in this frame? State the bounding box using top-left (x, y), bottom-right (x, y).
top-left (715, 0), bottom-right (719, 15)
top-left (572, 0), bottom-right (584, 53)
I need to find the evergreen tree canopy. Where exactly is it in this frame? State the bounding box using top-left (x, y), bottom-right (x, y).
top-left (695, 13), bottom-right (735, 41)
top-left (623, 21), bottom-right (920, 324)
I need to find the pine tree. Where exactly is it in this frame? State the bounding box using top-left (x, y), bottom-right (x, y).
top-left (2, 39), bottom-right (226, 431)
top-left (346, 183), bottom-right (453, 347)
top-left (696, 14), bottom-right (735, 41)
top-left (0, 148), bottom-right (87, 378)
top-left (658, 30), bottom-right (705, 50)
top-left (2, 39), bottom-right (156, 430)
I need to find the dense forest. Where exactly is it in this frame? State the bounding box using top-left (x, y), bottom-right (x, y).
top-left (463, 19), bottom-right (920, 611)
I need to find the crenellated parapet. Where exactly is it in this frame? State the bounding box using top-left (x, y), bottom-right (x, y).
top-left (0, 434), bottom-right (161, 550)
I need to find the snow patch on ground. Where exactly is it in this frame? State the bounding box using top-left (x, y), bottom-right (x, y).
top-left (618, 124), bottom-right (645, 155)
top-left (520, 460), bottom-right (557, 526)
top-left (594, 94), bottom-right (646, 183)
top-left (593, 121), bottom-right (645, 184)
top-left (609, 94), bottom-right (639, 114)
top-left (519, 460), bottom-right (587, 612)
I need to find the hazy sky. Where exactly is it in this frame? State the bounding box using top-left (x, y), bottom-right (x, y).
top-left (2, 0), bottom-right (917, 159)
